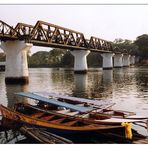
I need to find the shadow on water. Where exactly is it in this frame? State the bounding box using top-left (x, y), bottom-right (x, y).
top-left (0, 117), bottom-right (42, 144)
top-left (72, 70), bottom-right (113, 99)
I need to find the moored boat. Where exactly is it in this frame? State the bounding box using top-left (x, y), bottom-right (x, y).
top-left (33, 91), bottom-right (148, 120)
top-left (15, 92), bottom-right (148, 123)
top-left (2, 92), bottom-right (147, 125)
top-left (0, 104), bottom-right (123, 135)
top-left (1, 92), bottom-right (148, 140)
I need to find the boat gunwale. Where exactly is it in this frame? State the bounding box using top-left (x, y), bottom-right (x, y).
top-left (0, 104), bottom-right (123, 131)
top-left (23, 103), bottom-right (144, 125)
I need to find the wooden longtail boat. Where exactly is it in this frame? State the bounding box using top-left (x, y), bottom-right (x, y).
top-left (1, 92), bottom-right (148, 140)
top-left (12, 92), bottom-right (148, 124)
top-left (33, 92), bottom-right (148, 120)
top-left (0, 104), bottom-right (124, 135)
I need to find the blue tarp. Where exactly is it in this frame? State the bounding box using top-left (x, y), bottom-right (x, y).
top-left (34, 91), bottom-right (111, 107)
top-left (15, 92), bottom-right (94, 113)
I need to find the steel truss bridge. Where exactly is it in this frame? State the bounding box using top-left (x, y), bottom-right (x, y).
top-left (0, 20), bottom-right (116, 53)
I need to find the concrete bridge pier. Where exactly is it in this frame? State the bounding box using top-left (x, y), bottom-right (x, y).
top-left (70, 50), bottom-right (90, 74)
top-left (135, 56), bottom-right (140, 63)
top-left (113, 53), bottom-right (123, 68)
top-left (122, 54), bottom-right (131, 67)
top-left (101, 53), bottom-right (114, 70)
top-left (130, 55), bottom-right (135, 65)
top-left (0, 40), bottom-right (33, 84)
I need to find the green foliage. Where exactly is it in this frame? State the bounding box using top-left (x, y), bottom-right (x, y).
top-left (87, 52), bottom-right (102, 67)
top-left (112, 38), bottom-right (139, 55)
top-left (60, 51), bottom-right (74, 67)
top-left (28, 51), bottom-right (49, 67)
top-left (28, 49), bottom-right (103, 68)
top-left (48, 49), bottom-right (66, 65)
top-left (134, 34), bottom-right (148, 58)
top-left (28, 49), bottom-right (66, 67)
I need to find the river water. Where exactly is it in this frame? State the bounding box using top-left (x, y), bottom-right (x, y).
top-left (0, 66), bottom-right (148, 143)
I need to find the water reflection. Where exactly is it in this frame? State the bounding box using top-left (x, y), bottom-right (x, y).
top-left (102, 70), bottom-right (113, 85)
top-left (101, 70), bottom-right (113, 99)
top-left (0, 67), bottom-right (148, 143)
top-left (2, 67), bottom-right (148, 112)
top-left (73, 74), bottom-right (88, 97)
top-left (6, 84), bottom-right (28, 108)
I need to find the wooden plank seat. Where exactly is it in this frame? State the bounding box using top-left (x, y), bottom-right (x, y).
top-left (31, 112), bottom-right (45, 118)
top-left (49, 118), bottom-right (66, 124)
top-left (40, 115), bottom-right (56, 121)
top-left (62, 120), bottom-right (78, 126)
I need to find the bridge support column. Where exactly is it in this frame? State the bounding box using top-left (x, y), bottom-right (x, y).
top-left (113, 53), bottom-right (123, 68)
top-left (130, 55), bottom-right (135, 65)
top-left (135, 56), bottom-right (140, 63)
top-left (123, 54), bottom-right (131, 67)
top-left (101, 53), bottom-right (114, 70)
top-left (70, 50), bottom-right (90, 74)
top-left (0, 41), bottom-right (33, 84)
top-left (122, 54), bottom-right (131, 67)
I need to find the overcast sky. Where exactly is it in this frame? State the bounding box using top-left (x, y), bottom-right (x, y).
top-left (0, 4), bottom-right (148, 54)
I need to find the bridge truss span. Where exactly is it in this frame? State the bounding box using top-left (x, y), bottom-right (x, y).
top-left (0, 20), bottom-right (113, 52)
top-left (88, 36), bottom-right (113, 53)
top-left (0, 20), bottom-right (18, 41)
top-left (30, 20), bottom-right (88, 50)
top-left (15, 22), bottom-right (34, 41)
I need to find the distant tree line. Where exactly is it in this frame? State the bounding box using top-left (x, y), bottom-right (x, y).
top-left (112, 34), bottom-right (148, 59)
top-left (27, 49), bottom-right (103, 68)
top-left (112, 34), bottom-right (148, 65)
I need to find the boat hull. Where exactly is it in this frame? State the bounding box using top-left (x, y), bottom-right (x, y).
top-left (0, 105), bottom-right (123, 135)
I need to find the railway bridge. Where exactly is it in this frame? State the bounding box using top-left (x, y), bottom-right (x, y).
top-left (0, 20), bottom-right (138, 84)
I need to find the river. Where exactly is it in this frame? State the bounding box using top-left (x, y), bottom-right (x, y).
top-left (0, 66), bottom-right (148, 143)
